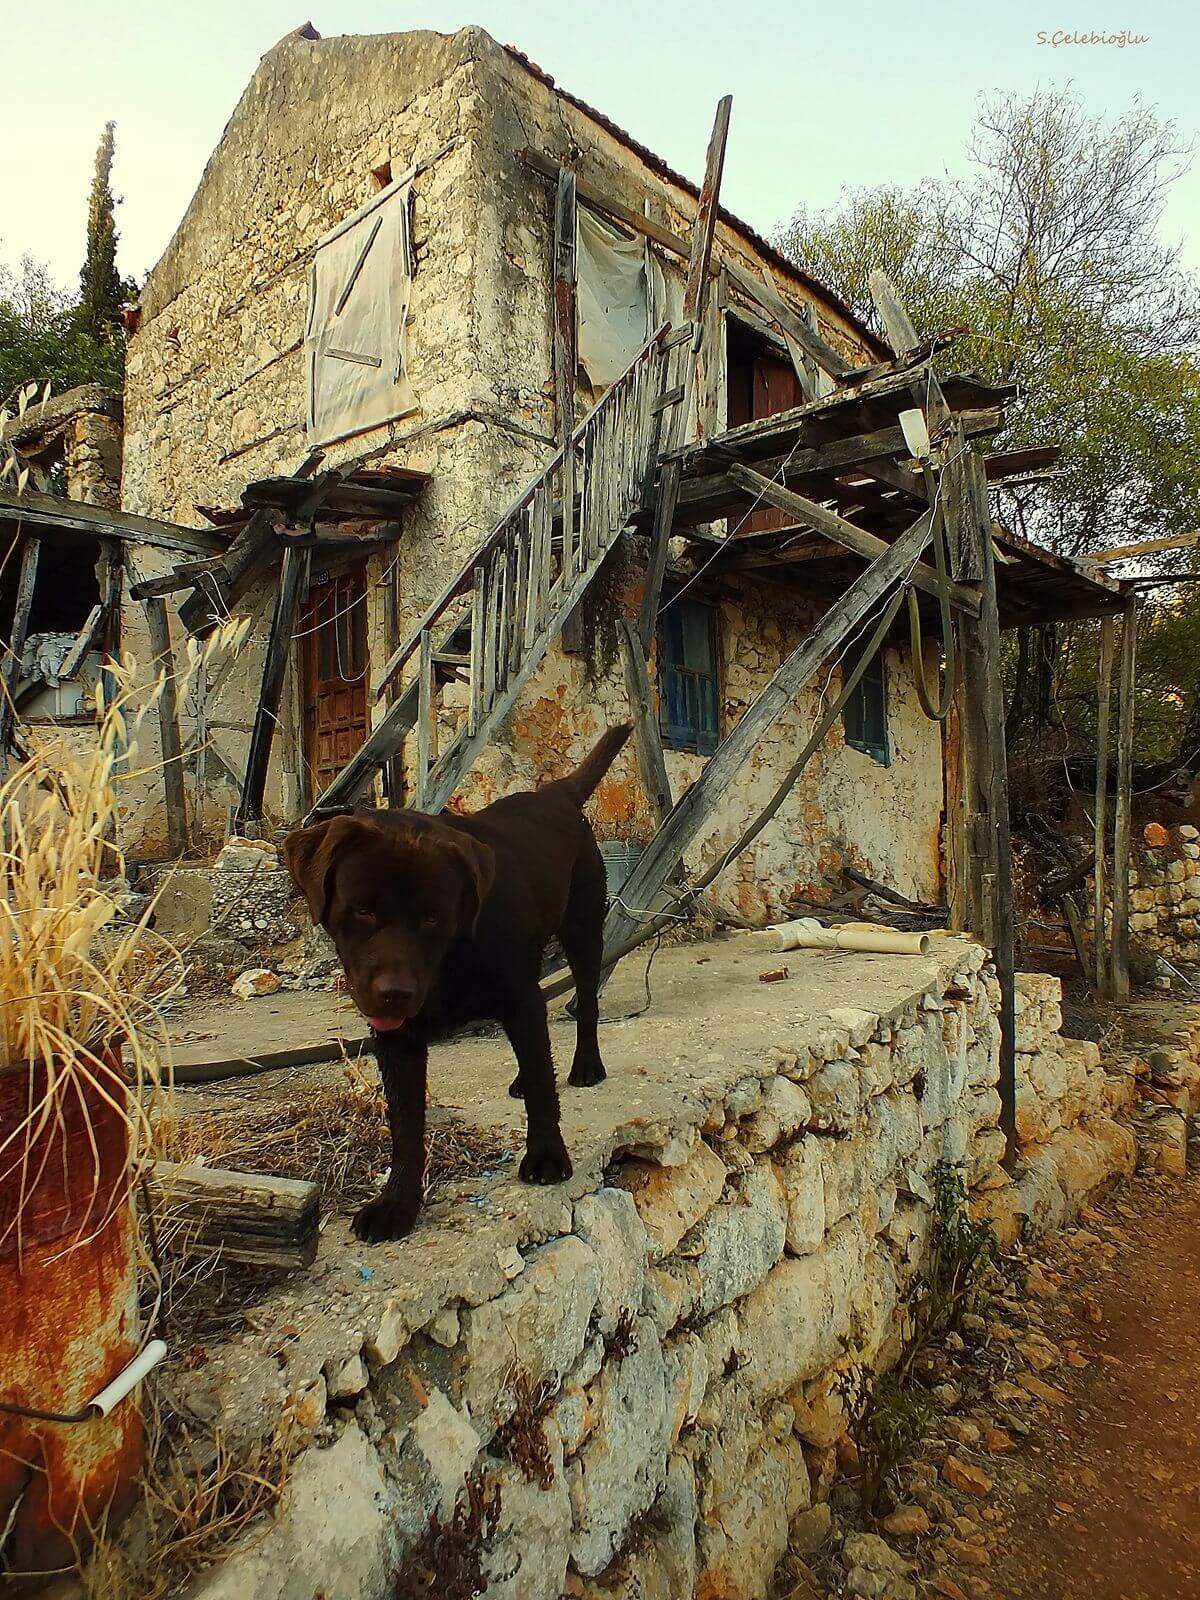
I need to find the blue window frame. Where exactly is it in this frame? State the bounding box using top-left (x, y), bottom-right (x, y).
top-left (659, 596), bottom-right (720, 755)
top-left (843, 642), bottom-right (889, 765)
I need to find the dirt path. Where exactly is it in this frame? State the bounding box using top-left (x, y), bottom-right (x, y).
top-left (986, 1170), bottom-right (1200, 1600)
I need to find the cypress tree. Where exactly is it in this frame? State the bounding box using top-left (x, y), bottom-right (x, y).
top-left (78, 121), bottom-right (124, 345)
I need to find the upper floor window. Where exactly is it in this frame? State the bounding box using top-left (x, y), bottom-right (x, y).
top-left (843, 642), bottom-right (889, 765)
top-left (659, 595), bottom-right (721, 755)
top-left (305, 183), bottom-right (416, 445)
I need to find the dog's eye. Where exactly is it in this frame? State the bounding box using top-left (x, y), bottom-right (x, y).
top-left (419, 912), bottom-right (439, 929)
top-left (353, 907), bottom-right (377, 924)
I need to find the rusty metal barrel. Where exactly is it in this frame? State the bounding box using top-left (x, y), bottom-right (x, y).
top-left (0, 1048), bottom-right (145, 1577)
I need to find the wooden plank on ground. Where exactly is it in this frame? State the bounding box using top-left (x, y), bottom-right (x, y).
top-left (150, 1160), bottom-right (320, 1270)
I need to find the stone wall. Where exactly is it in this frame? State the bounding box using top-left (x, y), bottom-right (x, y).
top-left (179, 944), bottom-right (1134, 1600)
top-left (1124, 822), bottom-right (1200, 967)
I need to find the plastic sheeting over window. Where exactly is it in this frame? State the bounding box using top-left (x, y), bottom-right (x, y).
top-left (305, 183), bottom-right (417, 446)
top-left (576, 206), bottom-right (682, 390)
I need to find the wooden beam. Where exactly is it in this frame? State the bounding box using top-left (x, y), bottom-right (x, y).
top-left (178, 507), bottom-right (279, 636)
top-left (1111, 601), bottom-right (1138, 1002)
top-left (727, 463), bottom-right (981, 616)
top-left (619, 618), bottom-right (672, 825)
top-left (129, 558), bottom-right (221, 601)
top-left (0, 535), bottom-right (40, 755)
top-left (1089, 529), bottom-right (1200, 565)
top-left (145, 597), bottom-right (189, 856)
top-left (606, 508), bottom-right (935, 956)
top-left (524, 148), bottom-right (691, 263)
top-left (0, 483), bottom-right (226, 558)
top-left (683, 96), bottom-right (732, 320)
top-left (866, 269), bottom-right (921, 357)
top-left (554, 169), bottom-right (581, 652)
top-left (725, 259), bottom-right (858, 381)
top-left (235, 545), bottom-right (308, 829)
top-left (637, 96), bottom-right (731, 654)
top-left (150, 1160), bottom-right (320, 1270)
top-left (1093, 617), bottom-right (1115, 993)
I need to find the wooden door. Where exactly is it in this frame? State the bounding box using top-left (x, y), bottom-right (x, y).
top-left (726, 324), bottom-right (806, 535)
top-left (301, 565), bottom-right (370, 800)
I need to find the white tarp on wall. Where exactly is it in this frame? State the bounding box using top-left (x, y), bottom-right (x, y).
top-left (305, 182), bottom-right (417, 445)
top-left (576, 206), bottom-right (682, 390)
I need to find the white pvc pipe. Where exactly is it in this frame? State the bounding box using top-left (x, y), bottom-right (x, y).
top-left (89, 1338), bottom-right (168, 1416)
top-left (762, 918), bottom-right (931, 956)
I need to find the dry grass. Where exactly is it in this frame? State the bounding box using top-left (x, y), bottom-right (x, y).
top-left (156, 1057), bottom-right (513, 1214)
top-left (0, 626), bottom-right (247, 1258)
top-left (73, 1395), bottom-right (296, 1600)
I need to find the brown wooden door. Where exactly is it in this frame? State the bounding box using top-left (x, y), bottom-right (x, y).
top-left (726, 324), bottom-right (806, 535)
top-left (301, 565), bottom-right (370, 799)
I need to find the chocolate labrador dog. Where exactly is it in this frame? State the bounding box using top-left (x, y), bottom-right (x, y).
top-left (282, 724), bottom-right (632, 1241)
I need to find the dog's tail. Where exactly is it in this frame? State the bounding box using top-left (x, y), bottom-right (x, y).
top-left (549, 724), bottom-right (633, 807)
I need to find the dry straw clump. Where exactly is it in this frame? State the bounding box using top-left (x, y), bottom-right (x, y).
top-left (0, 622), bottom-right (247, 1256)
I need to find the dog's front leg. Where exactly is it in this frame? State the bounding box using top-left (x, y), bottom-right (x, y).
top-left (502, 989), bottom-right (573, 1185)
top-left (353, 1032), bottom-right (428, 1242)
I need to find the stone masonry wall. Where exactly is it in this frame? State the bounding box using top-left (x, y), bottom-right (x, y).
top-left (182, 946), bottom-right (1134, 1600)
top-left (1124, 821), bottom-right (1200, 967)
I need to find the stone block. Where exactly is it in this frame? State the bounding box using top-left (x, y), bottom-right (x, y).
top-left (694, 1425), bottom-right (809, 1600)
top-left (668, 1161), bottom-right (786, 1319)
top-left (483, 1433), bottom-right (572, 1600)
top-left (735, 1220), bottom-right (867, 1400)
top-left (459, 1237), bottom-right (599, 1426)
top-left (741, 1075), bottom-right (812, 1152)
top-left (613, 1140), bottom-right (728, 1259)
top-left (821, 1133), bottom-right (869, 1228)
top-left (776, 1136), bottom-right (825, 1256)
top-left (567, 1323), bottom-right (672, 1576)
top-left (574, 1187), bottom-right (647, 1335)
top-left (807, 1058), bottom-right (862, 1131)
top-left (188, 1426), bottom-right (395, 1600)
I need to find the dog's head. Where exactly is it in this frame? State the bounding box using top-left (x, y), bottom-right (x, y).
top-left (282, 815), bottom-right (495, 1030)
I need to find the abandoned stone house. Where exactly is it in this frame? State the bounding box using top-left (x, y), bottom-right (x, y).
top-left (1, 22), bottom-right (1124, 928)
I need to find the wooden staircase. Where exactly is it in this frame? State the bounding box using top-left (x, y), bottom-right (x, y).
top-left (308, 323), bottom-right (691, 817)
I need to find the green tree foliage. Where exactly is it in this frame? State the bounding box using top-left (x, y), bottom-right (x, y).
top-left (77, 121), bottom-right (126, 348)
top-left (779, 92), bottom-right (1200, 562)
top-left (0, 253), bottom-right (123, 401)
top-left (779, 92), bottom-right (1200, 769)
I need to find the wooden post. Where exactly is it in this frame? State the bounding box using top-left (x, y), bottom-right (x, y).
top-left (236, 546), bottom-right (308, 831)
top-left (619, 618), bottom-right (672, 826)
top-left (1093, 617), bottom-right (1116, 994)
top-left (954, 440), bottom-right (1018, 1160)
top-left (145, 597), bottom-right (189, 856)
top-left (0, 535), bottom-right (40, 759)
top-left (637, 95), bottom-right (732, 654)
top-left (1111, 601), bottom-right (1138, 1002)
top-left (554, 169), bottom-right (578, 588)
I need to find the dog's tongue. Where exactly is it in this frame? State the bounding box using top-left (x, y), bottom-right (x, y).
top-left (370, 1015), bottom-right (407, 1034)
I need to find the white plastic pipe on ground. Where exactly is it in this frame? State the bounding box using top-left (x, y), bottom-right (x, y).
top-left (755, 918), bottom-right (931, 956)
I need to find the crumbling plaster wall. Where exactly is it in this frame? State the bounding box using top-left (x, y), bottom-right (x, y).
top-left (177, 952), bottom-right (1134, 1600)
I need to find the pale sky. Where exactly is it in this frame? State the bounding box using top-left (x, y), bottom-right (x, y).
top-left (1, 0), bottom-right (1197, 293)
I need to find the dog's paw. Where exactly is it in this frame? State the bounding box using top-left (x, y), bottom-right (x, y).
top-left (519, 1136), bottom-right (573, 1186)
top-left (352, 1193), bottom-right (419, 1243)
top-left (568, 1054), bottom-right (606, 1088)
top-left (508, 1073), bottom-right (525, 1100)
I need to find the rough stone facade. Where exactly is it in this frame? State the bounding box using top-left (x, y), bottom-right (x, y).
top-left (173, 944), bottom-right (1134, 1600)
top-left (119, 25), bottom-right (949, 909)
top-left (1124, 822), bottom-right (1200, 966)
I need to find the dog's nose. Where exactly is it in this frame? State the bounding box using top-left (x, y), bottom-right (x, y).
top-left (374, 976), bottom-right (418, 1012)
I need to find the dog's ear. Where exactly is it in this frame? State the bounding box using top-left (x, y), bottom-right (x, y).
top-left (281, 815), bottom-right (365, 925)
top-left (445, 832), bottom-right (496, 934)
